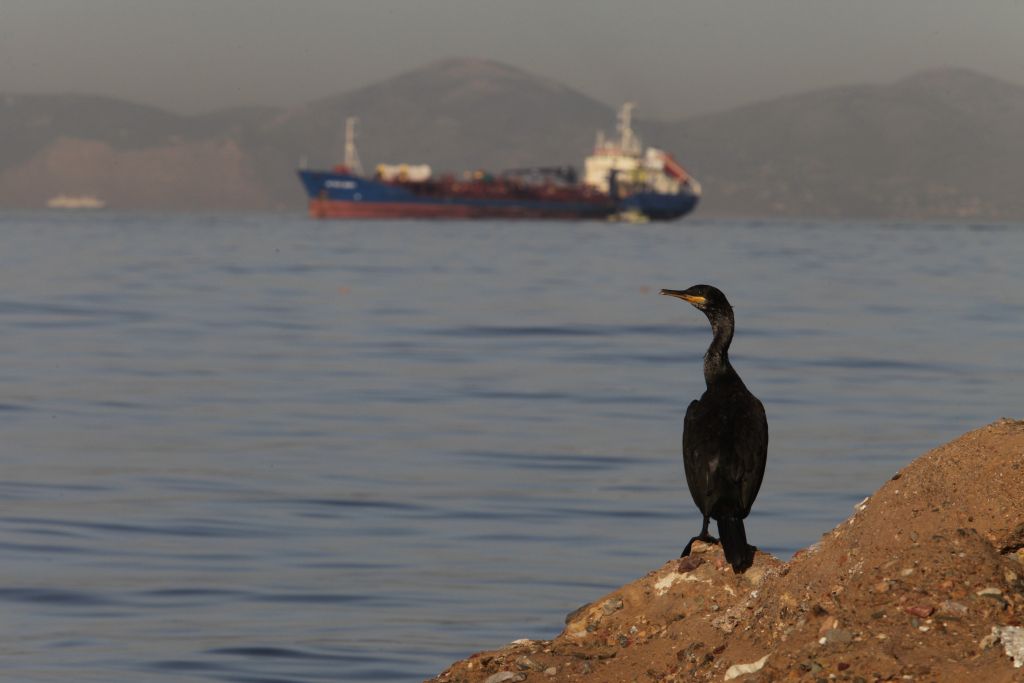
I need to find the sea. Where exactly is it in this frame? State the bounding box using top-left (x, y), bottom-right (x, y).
top-left (1, 211), bottom-right (1021, 682)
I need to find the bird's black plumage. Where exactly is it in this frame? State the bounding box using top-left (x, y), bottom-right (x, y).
top-left (661, 284), bottom-right (767, 573)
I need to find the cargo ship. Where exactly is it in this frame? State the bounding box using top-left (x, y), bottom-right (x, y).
top-left (297, 104), bottom-right (700, 221)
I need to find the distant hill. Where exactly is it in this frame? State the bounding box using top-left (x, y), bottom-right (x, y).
top-left (1, 61), bottom-right (1022, 219)
top-left (659, 68), bottom-right (1024, 220)
top-left (0, 94), bottom-right (280, 209)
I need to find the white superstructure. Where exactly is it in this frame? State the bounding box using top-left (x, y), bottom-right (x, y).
top-left (46, 194), bottom-right (106, 210)
top-left (584, 103), bottom-right (700, 198)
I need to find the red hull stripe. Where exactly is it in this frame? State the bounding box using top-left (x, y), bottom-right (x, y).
top-left (308, 199), bottom-right (611, 220)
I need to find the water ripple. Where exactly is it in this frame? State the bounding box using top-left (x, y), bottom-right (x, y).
top-left (0, 299), bottom-right (154, 327)
top-left (455, 450), bottom-right (642, 471)
top-left (0, 587), bottom-right (114, 606)
top-left (206, 647), bottom-right (374, 662)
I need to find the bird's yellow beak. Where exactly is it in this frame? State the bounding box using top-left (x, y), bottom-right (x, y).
top-left (660, 289), bottom-right (706, 304)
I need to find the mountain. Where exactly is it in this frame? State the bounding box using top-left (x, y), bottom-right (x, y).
top-left (1, 61), bottom-right (1022, 219)
top-left (659, 67), bottom-right (1024, 220)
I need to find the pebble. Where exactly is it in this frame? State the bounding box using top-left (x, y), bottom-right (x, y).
top-left (543, 667), bottom-right (557, 677)
top-left (602, 597), bottom-right (624, 615)
top-left (903, 605), bottom-right (935, 618)
top-left (676, 555), bottom-right (704, 573)
top-left (997, 626), bottom-right (1024, 668)
top-left (515, 655), bottom-right (542, 671)
top-left (484, 673), bottom-right (525, 683)
top-left (823, 628), bottom-right (854, 645)
top-left (938, 600), bottom-right (968, 616)
top-left (724, 654), bottom-right (770, 680)
top-left (712, 613), bottom-right (739, 634)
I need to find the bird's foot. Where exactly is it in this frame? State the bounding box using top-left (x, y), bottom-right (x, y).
top-left (727, 545), bottom-right (759, 574)
top-left (680, 533), bottom-right (719, 558)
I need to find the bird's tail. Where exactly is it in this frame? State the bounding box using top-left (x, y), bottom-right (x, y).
top-left (716, 517), bottom-right (752, 573)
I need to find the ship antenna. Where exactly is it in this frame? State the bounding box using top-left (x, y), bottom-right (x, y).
top-left (344, 116), bottom-right (364, 176)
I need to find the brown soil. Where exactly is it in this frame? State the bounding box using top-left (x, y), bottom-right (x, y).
top-left (428, 419), bottom-right (1024, 682)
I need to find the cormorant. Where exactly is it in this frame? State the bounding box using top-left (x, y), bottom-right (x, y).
top-left (660, 285), bottom-right (767, 573)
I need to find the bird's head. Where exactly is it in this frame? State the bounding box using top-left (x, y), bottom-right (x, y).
top-left (659, 284), bottom-right (732, 315)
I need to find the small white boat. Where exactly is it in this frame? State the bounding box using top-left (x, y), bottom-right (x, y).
top-left (46, 194), bottom-right (106, 210)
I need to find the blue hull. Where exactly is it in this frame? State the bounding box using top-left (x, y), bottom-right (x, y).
top-left (619, 191), bottom-right (700, 221)
top-left (297, 170), bottom-right (699, 221)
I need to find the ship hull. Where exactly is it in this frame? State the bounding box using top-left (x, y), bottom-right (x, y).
top-left (307, 198), bottom-right (614, 220)
top-left (297, 170), bottom-right (697, 221)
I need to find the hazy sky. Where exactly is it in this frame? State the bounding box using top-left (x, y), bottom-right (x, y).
top-left (2, 0), bottom-right (1022, 119)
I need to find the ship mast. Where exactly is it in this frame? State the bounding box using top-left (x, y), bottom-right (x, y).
top-left (344, 116), bottom-right (364, 175)
top-left (617, 102), bottom-right (640, 155)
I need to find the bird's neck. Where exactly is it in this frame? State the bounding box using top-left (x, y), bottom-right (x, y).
top-left (703, 313), bottom-right (736, 385)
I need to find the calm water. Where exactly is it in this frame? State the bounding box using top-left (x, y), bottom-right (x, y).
top-left (1, 211), bottom-right (1022, 681)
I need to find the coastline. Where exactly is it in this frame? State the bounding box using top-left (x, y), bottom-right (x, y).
top-left (429, 419), bottom-right (1024, 682)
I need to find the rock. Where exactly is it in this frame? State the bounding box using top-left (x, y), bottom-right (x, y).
top-left (427, 421), bottom-right (1024, 683)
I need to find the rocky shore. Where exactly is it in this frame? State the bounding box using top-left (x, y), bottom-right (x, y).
top-left (428, 419), bottom-right (1024, 682)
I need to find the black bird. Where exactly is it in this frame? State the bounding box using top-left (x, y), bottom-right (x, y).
top-left (660, 285), bottom-right (767, 573)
